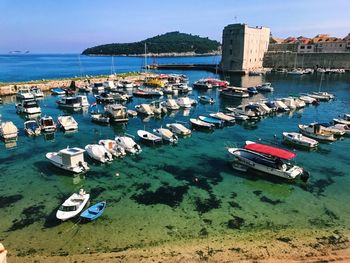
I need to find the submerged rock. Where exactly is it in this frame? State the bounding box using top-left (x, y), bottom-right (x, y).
top-left (131, 185), bottom-right (188, 208)
top-left (194, 193), bottom-right (221, 214)
top-left (227, 216), bottom-right (245, 230)
top-left (8, 204), bottom-right (45, 231)
top-left (0, 194), bottom-right (23, 208)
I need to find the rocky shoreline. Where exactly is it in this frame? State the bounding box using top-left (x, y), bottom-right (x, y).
top-left (83, 51), bottom-right (221, 57)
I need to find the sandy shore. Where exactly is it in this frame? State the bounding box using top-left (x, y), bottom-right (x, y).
top-left (8, 229), bottom-right (350, 262)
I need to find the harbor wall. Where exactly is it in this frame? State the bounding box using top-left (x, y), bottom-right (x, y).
top-left (0, 74), bottom-right (149, 96)
top-left (263, 52), bottom-right (350, 69)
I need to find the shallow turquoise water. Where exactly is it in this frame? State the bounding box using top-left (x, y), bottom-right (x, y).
top-left (0, 58), bottom-right (350, 255)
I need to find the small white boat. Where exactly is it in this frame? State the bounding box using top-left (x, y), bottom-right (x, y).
top-left (24, 120), bottom-right (41, 136)
top-left (137, 130), bottom-right (162, 144)
top-left (198, 96), bottom-right (215, 104)
top-left (189, 118), bottom-right (214, 130)
top-left (287, 69), bottom-right (304, 75)
top-left (282, 98), bottom-right (297, 110)
top-left (274, 100), bottom-right (290, 112)
top-left (333, 118), bottom-right (350, 126)
top-left (127, 109), bottom-right (138, 117)
top-left (299, 95), bottom-right (317, 104)
top-left (317, 123), bottom-right (346, 136)
top-left (56, 189), bottom-right (90, 221)
top-left (105, 104), bottom-right (128, 123)
top-left (46, 147), bottom-right (89, 173)
top-left (115, 136), bottom-right (142, 154)
top-left (76, 95), bottom-right (89, 107)
top-left (92, 82), bottom-right (105, 93)
top-left (256, 82), bottom-right (274, 92)
top-left (163, 99), bottom-right (180, 110)
top-left (135, 104), bottom-right (154, 115)
top-left (39, 116), bottom-right (56, 132)
top-left (99, 139), bottom-right (126, 158)
top-left (16, 99), bottom-right (41, 114)
top-left (210, 112), bottom-right (235, 124)
top-left (153, 128), bottom-right (178, 144)
top-left (330, 124), bottom-right (350, 136)
top-left (85, 144), bottom-right (113, 163)
top-left (0, 121), bottom-right (18, 140)
top-left (282, 132), bottom-right (319, 148)
top-left (30, 87), bottom-right (44, 98)
top-left (312, 92), bottom-right (334, 100)
top-left (57, 97), bottom-right (81, 109)
top-left (298, 124), bottom-right (336, 142)
top-left (193, 79), bottom-right (212, 90)
top-left (16, 88), bottom-right (35, 100)
top-left (166, 123), bottom-right (192, 136)
top-left (150, 101), bottom-right (167, 115)
top-left (176, 97), bottom-right (194, 108)
top-left (58, 115), bottom-right (78, 131)
top-left (91, 112), bottom-right (110, 124)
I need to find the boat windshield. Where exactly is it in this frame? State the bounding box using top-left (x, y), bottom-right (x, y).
top-left (24, 101), bottom-right (39, 108)
top-left (239, 150), bottom-right (283, 169)
top-left (59, 205), bottom-right (77, 212)
top-left (66, 98), bottom-right (78, 104)
top-left (43, 119), bottom-right (54, 126)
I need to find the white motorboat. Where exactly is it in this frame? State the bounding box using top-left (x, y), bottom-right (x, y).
top-left (16, 88), bottom-right (35, 100)
top-left (76, 95), bottom-right (89, 107)
top-left (99, 139), bottom-right (126, 158)
top-left (92, 82), bottom-right (105, 93)
top-left (153, 128), bottom-right (178, 144)
top-left (46, 147), bottom-right (89, 173)
top-left (189, 118), bottom-right (214, 130)
top-left (209, 112), bottom-right (235, 124)
top-left (287, 69), bottom-right (304, 75)
top-left (30, 87), bottom-right (44, 98)
top-left (135, 104), bottom-right (154, 115)
top-left (299, 95), bottom-right (317, 104)
top-left (220, 89), bottom-right (249, 98)
top-left (162, 99), bottom-right (180, 110)
top-left (193, 79), bottom-right (212, 90)
top-left (228, 141), bottom-right (309, 182)
top-left (127, 110), bottom-right (138, 117)
top-left (150, 101), bottom-right (167, 115)
top-left (298, 124), bottom-right (336, 142)
top-left (282, 132), bottom-right (319, 148)
top-left (57, 96), bottom-right (81, 109)
top-left (329, 124), bottom-right (350, 136)
top-left (56, 189), bottom-right (90, 221)
top-left (198, 96), bottom-right (215, 104)
top-left (317, 123), bottom-right (346, 136)
top-left (58, 115), bottom-right (78, 131)
top-left (103, 81), bottom-right (116, 91)
top-left (294, 98), bottom-right (306, 108)
top-left (94, 92), bottom-right (115, 104)
top-left (311, 92), bottom-right (334, 100)
top-left (39, 116), bottom-right (56, 132)
top-left (24, 120), bottom-right (41, 136)
top-left (85, 144), bottom-right (113, 163)
top-left (176, 97), bottom-right (194, 108)
top-left (0, 121), bottom-right (18, 140)
top-left (333, 118), bottom-right (350, 126)
top-left (166, 123), bottom-right (192, 136)
top-left (226, 105), bottom-right (261, 119)
top-left (105, 104), bottom-right (128, 123)
top-left (282, 98), bottom-right (297, 110)
top-left (274, 100), bottom-right (290, 112)
top-left (16, 99), bottom-right (41, 114)
top-left (91, 112), bottom-right (110, 124)
top-left (256, 82), bottom-right (274, 92)
top-left (137, 130), bottom-right (162, 144)
top-left (115, 136), bottom-right (142, 154)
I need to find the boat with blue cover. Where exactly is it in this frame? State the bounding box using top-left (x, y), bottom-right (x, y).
top-left (80, 201), bottom-right (106, 221)
top-left (198, 116), bottom-right (224, 128)
top-left (51, 87), bottom-right (66, 95)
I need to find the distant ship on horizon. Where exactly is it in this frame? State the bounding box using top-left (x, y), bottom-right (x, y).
top-left (9, 50), bottom-right (30, 54)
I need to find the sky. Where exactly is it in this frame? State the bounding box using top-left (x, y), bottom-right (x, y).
top-left (0, 0), bottom-right (349, 53)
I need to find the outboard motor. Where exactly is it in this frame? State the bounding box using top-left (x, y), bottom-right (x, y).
top-left (78, 161), bottom-right (86, 171)
top-left (300, 170), bottom-right (310, 182)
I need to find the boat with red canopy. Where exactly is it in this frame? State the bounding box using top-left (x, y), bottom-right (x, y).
top-left (227, 141), bottom-right (309, 182)
top-left (244, 141), bottom-right (296, 160)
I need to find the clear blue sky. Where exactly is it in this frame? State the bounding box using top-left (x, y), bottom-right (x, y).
top-left (1, 0), bottom-right (349, 53)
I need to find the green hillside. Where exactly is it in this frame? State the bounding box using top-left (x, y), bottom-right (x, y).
top-left (82, 31), bottom-right (220, 55)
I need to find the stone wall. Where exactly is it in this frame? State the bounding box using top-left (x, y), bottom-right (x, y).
top-left (263, 52), bottom-right (350, 69)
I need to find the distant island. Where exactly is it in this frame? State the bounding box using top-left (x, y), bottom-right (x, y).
top-left (82, 31), bottom-right (221, 57)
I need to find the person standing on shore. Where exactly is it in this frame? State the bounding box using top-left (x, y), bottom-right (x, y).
top-left (0, 243), bottom-right (7, 263)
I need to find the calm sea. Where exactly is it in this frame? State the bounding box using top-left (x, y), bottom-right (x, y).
top-left (0, 54), bottom-right (349, 257)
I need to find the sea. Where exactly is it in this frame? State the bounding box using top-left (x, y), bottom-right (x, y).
top-left (0, 54), bottom-right (349, 257)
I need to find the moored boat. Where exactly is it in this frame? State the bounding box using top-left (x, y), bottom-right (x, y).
top-left (56, 189), bottom-right (90, 221)
top-left (99, 139), bottom-right (126, 158)
top-left (30, 86), bottom-right (44, 98)
top-left (105, 104), bottom-right (128, 123)
top-left (80, 201), bottom-right (106, 221)
top-left (16, 88), bottom-right (35, 100)
top-left (198, 116), bottom-right (224, 128)
top-left (58, 115), bottom-right (78, 131)
top-left (46, 147), bottom-right (89, 173)
top-left (57, 96), bottom-right (81, 109)
top-left (16, 99), bottom-right (41, 114)
top-left (162, 99), bottom-right (180, 110)
top-left (24, 120), bottom-right (41, 136)
top-left (166, 123), bottom-right (192, 136)
top-left (198, 96), bottom-right (215, 104)
top-left (0, 121), bottom-right (18, 140)
top-left (85, 144), bottom-right (113, 163)
top-left (51, 87), bottom-right (66, 95)
top-left (282, 132), bottom-right (319, 148)
top-left (189, 118), bottom-right (215, 130)
top-left (153, 128), bottom-right (178, 144)
top-left (135, 104), bottom-right (154, 115)
top-left (91, 112), bottom-right (110, 124)
top-left (298, 124), bottom-right (336, 142)
top-left (39, 116), bottom-right (56, 132)
top-left (137, 130), bottom-right (162, 144)
top-left (115, 136), bottom-right (142, 154)
top-left (209, 112), bottom-right (235, 124)
top-left (228, 141), bottom-right (309, 182)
